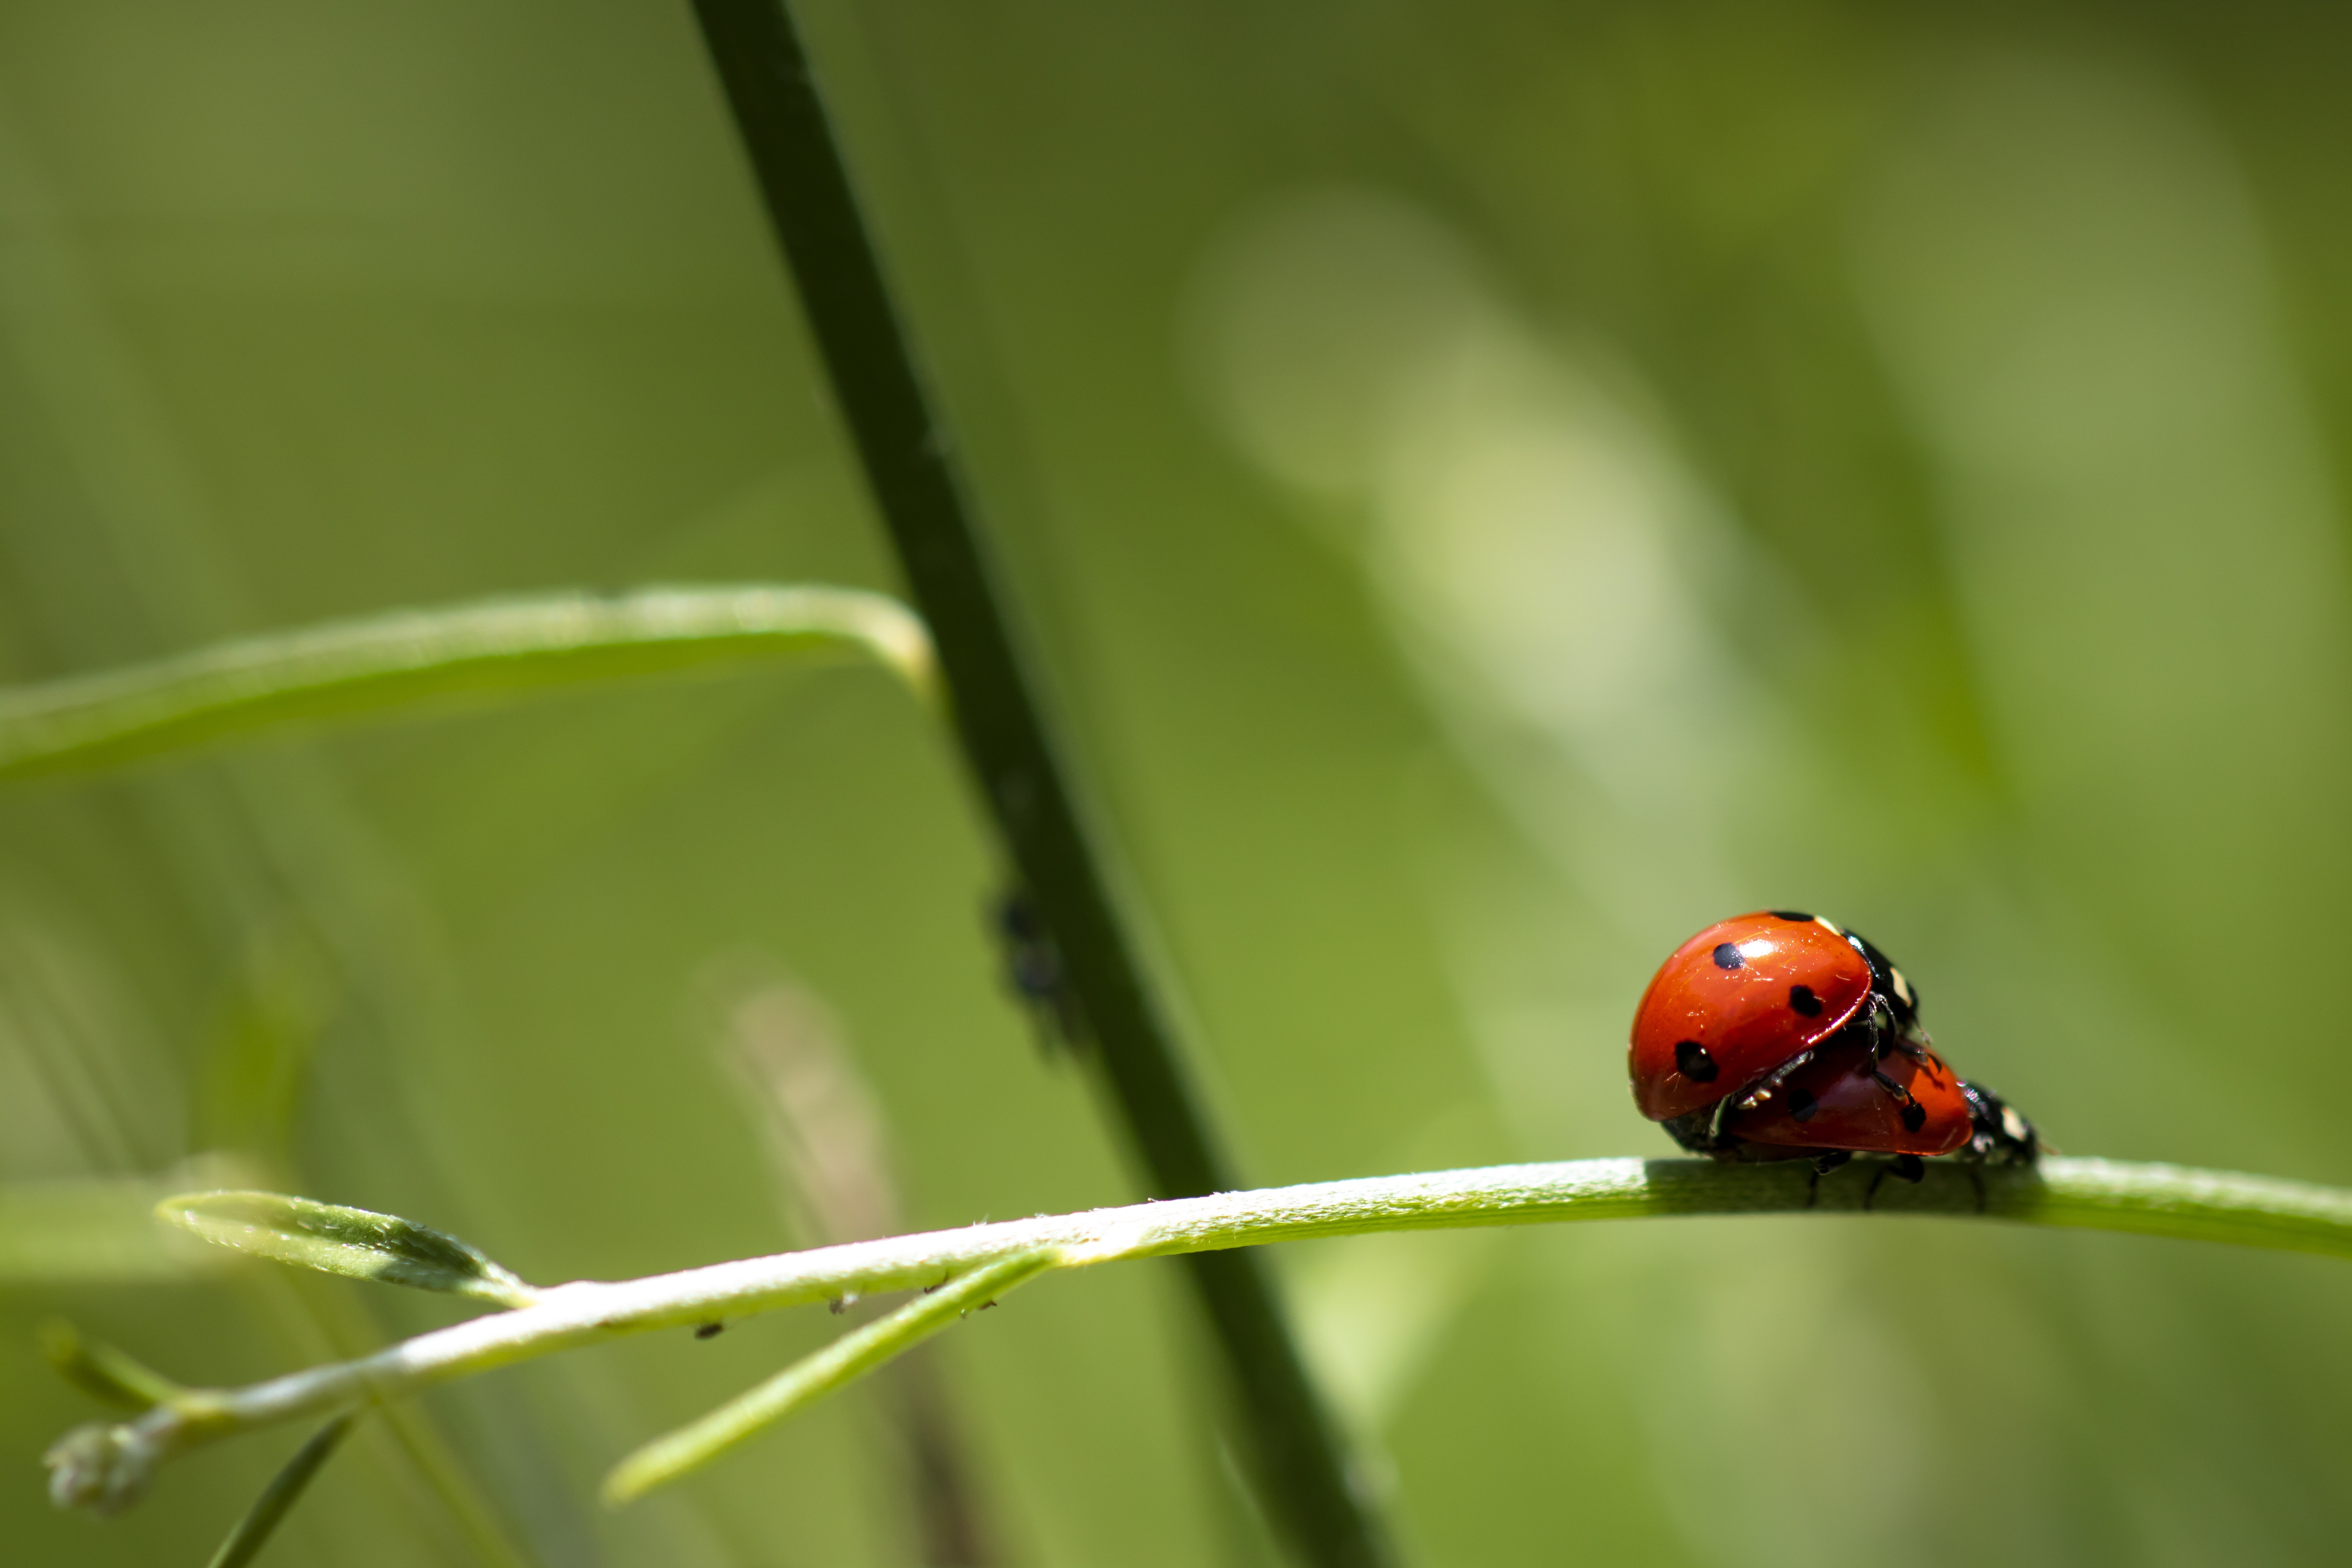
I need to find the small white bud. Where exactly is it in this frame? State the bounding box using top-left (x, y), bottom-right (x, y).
top-left (44, 1422), bottom-right (158, 1516)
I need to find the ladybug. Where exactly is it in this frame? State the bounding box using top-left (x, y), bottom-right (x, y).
top-left (1629, 911), bottom-right (2036, 1194)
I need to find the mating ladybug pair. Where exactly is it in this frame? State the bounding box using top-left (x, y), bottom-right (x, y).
top-left (1630, 911), bottom-right (2037, 1195)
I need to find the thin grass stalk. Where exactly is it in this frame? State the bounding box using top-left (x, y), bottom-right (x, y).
top-left (0, 585), bottom-right (934, 780)
top-left (678, 4), bottom-right (1391, 1564)
top-left (601, 1249), bottom-right (1056, 1504)
top-left (46, 1152), bottom-right (2352, 1515)
top-left (205, 1414), bottom-right (355, 1568)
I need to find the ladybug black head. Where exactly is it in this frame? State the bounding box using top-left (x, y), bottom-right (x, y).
top-left (1959, 1080), bottom-right (2039, 1165)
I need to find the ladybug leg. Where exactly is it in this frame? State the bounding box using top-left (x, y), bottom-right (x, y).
top-left (1860, 995), bottom-right (1894, 1066)
top-left (1862, 992), bottom-right (1933, 1070)
top-left (1804, 1150), bottom-right (1852, 1210)
top-left (1720, 1048), bottom-right (1818, 1135)
top-left (1861, 1153), bottom-right (1926, 1209)
top-left (1869, 1069), bottom-right (1931, 1135)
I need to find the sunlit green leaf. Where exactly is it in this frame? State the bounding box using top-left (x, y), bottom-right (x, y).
top-left (158, 1191), bottom-right (537, 1308)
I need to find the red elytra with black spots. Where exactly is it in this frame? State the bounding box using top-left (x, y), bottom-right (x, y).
top-left (1722, 1029), bottom-right (1973, 1157)
top-left (1628, 912), bottom-right (1875, 1123)
top-left (1628, 909), bottom-right (2040, 1169)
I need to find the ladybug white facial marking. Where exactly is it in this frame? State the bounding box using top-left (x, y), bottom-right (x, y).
top-left (1814, 916), bottom-right (1844, 938)
top-left (2002, 1107), bottom-right (2031, 1143)
top-left (1891, 969), bottom-right (1915, 1008)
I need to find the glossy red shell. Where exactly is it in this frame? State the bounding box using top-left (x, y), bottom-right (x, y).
top-left (1629, 913), bottom-right (1873, 1122)
top-left (1723, 1033), bottom-right (1973, 1157)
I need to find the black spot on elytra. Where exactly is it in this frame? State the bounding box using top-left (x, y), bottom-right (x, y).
top-left (1768, 909), bottom-right (1813, 922)
top-left (1675, 1040), bottom-right (1719, 1082)
top-left (1711, 942), bottom-right (1744, 970)
top-left (1788, 1086), bottom-right (1818, 1122)
top-left (1900, 1101), bottom-right (1927, 1133)
top-left (1788, 984), bottom-right (1823, 1017)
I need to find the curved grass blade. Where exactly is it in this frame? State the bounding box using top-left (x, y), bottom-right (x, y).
top-left (207, 1414), bottom-right (356, 1568)
top-left (0, 584), bottom-right (937, 781)
top-left (159, 1192), bottom-right (537, 1308)
top-left (40, 1320), bottom-right (187, 1412)
top-left (601, 1247), bottom-right (1056, 1506)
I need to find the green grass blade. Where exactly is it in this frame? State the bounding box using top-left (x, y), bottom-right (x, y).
top-left (680, 7), bottom-right (1389, 1562)
top-left (600, 1248), bottom-right (1056, 1506)
top-left (0, 584), bottom-right (935, 781)
top-left (40, 1320), bottom-right (188, 1412)
top-left (206, 1414), bottom-right (356, 1568)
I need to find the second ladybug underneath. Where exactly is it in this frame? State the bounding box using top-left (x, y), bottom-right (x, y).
top-left (1629, 911), bottom-right (2037, 1185)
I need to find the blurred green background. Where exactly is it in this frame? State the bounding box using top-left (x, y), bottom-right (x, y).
top-left (5, 1), bottom-right (2352, 1563)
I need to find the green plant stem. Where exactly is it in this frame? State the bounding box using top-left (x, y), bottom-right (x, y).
top-left (0, 584), bottom-right (935, 781)
top-left (206, 1414), bottom-right (355, 1568)
top-left (601, 1249), bottom-right (1056, 1505)
top-left (678, 7), bottom-right (1383, 1563)
top-left (40, 1321), bottom-right (189, 1411)
top-left (51, 1153), bottom-right (2352, 1511)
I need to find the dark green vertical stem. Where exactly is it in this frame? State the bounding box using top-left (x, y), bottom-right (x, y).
top-left (682, 4), bottom-right (1394, 1565)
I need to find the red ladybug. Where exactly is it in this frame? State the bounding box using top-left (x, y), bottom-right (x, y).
top-left (1724, 1029), bottom-right (1973, 1157)
top-left (1630, 911), bottom-right (2036, 1189)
